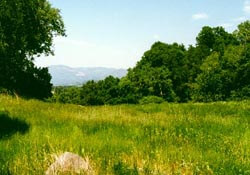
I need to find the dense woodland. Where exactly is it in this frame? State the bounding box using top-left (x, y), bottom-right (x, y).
top-left (51, 21), bottom-right (250, 105)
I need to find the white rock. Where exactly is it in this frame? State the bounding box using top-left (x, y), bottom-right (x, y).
top-left (46, 152), bottom-right (93, 175)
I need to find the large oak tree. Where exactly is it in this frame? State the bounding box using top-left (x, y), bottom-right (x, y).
top-left (0, 0), bottom-right (65, 99)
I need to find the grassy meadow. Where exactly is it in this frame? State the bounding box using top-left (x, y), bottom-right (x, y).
top-left (0, 95), bottom-right (249, 175)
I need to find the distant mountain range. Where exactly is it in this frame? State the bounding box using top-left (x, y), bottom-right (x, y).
top-left (48, 65), bottom-right (127, 86)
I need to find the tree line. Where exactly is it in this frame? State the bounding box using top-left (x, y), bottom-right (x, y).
top-left (51, 21), bottom-right (250, 105)
top-left (0, 0), bottom-right (249, 104)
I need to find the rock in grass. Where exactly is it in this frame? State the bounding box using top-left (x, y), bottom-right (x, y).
top-left (46, 152), bottom-right (93, 175)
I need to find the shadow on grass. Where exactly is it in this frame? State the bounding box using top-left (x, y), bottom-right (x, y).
top-left (0, 111), bottom-right (30, 140)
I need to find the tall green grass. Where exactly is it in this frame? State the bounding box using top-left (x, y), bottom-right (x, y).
top-left (0, 95), bottom-right (249, 174)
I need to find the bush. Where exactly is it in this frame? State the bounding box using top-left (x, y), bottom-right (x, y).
top-left (139, 96), bottom-right (165, 105)
top-left (0, 88), bottom-right (11, 95)
top-left (230, 86), bottom-right (250, 100)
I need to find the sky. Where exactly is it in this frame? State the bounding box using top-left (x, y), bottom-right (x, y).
top-left (35, 0), bottom-right (250, 69)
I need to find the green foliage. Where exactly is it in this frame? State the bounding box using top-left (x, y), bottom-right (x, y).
top-left (117, 77), bottom-right (139, 104)
top-left (52, 76), bottom-right (138, 105)
top-left (0, 0), bottom-right (65, 57)
top-left (0, 0), bottom-right (65, 99)
top-left (127, 65), bottom-right (177, 102)
top-left (127, 42), bottom-right (186, 102)
top-left (234, 21), bottom-right (250, 44)
top-left (230, 86), bottom-right (250, 100)
top-left (0, 2), bottom-right (249, 103)
top-left (0, 87), bottom-right (9, 95)
top-left (194, 52), bottom-right (225, 101)
top-left (0, 95), bottom-right (249, 174)
top-left (49, 86), bottom-right (81, 104)
top-left (193, 43), bottom-right (250, 101)
top-left (196, 26), bottom-right (238, 54)
top-left (50, 20), bottom-right (250, 104)
top-left (80, 80), bottom-right (104, 105)
top-left (139, 96), bottom-right (165, 105)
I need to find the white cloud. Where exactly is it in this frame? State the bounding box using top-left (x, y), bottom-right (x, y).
top-left (153, 34), bottom-right (160, 40)
top-left (232, 17), bottom-right (247, 22)
top-left (244, 1), bottom-right (250, 13)
top-left (220, 16), bottom-right (247, 32)
top-left (192, 13), bottom-right (209, 20)
top-left (220, 23), bottom-right (234, 29)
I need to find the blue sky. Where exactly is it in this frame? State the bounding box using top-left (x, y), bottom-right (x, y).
top-left (35, 0), bottom-right (250, 69)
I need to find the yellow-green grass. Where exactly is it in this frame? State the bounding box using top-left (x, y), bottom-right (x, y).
top-left (0, 95), bottom-right (249, 174)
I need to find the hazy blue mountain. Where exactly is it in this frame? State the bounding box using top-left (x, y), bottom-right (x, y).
top-left (48, 65), bottom-right (127, 86)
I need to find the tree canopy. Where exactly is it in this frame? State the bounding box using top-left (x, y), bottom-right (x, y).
top-left (51, 21), bottom-right (250, 105)
top-left (1, 6), bottom-right (247, 105)
top-left (0, 0), bottom-right (65, 99)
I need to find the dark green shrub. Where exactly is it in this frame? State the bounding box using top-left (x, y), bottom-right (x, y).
top-left (113, 161), bottom-right (139, 175)
top-left (139, 96), bottom-right (165, 104)
top-left (230, 86), bottom-right (250, 100)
